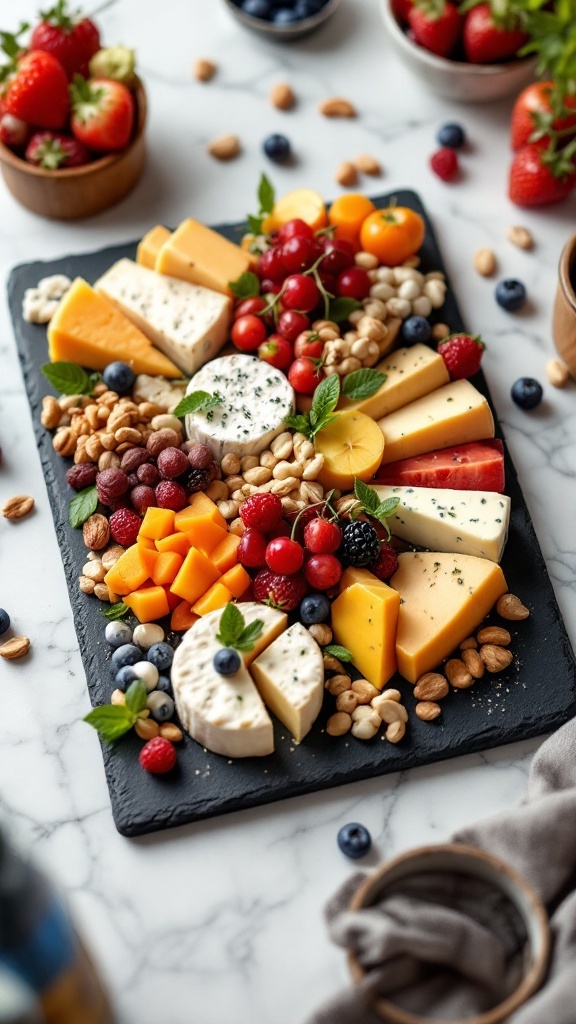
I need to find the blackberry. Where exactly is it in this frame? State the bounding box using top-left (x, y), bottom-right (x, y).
top-left (339, 520), bottom-right (380, 567)
top-left (183, 467), bottom-right (212, 494)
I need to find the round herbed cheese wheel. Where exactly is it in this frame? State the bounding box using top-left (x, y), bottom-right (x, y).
top-left (185, 353), bottom-right (295, 459)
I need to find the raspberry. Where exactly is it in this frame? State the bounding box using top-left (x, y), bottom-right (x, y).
top-left (240, 493), bottom-right (283, 532)
top-left (437, 334), bottom-right (484, 380)
top-left (136, 463), bottom-right (160, 487)
top-left (66, 463), bottom-right (98, 491)
top-left (155, 480), bottom-right (187, 512)
top-left (139, 736), bottom-right (177, 775)
top-left (130, 485), bottom-right (156, 515)
top-left (96, 468), bottom-right (129, 506)
top-left (430, 148), bottom-right (459, 181)
top-left (120, 448), bottom-right (151, 473)
top-left (370, 544), bottom-right (398, 581)
top-left (253, 568), bottom-right (307, 611)
top-left (187, 443), bottom-right (213, 469)
top-left (182, 467), bottom-right (212, 495)
top-left (157, 446), bottom-right (189, 480)
top-left (109, 508), bottom-right (141, 547)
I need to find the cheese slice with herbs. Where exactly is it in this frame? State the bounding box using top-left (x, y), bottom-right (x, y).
top-left (338, 344), bottom-right (450, 420)
top-left (374, 484), bottom-right (511, 562)
top-left (251, 622), bottom-right (324, 743)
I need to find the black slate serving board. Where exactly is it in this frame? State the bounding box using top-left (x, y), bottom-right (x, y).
top-left (8, 190), bottom-right (576, 837)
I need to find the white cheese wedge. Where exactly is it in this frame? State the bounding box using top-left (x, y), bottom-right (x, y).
top-left (374, 484), bottom-right (511, 563)
top-left (185, 354), bottom-right (295, 459)
top-left (171, 603), bottom-right (287, 758)
top-left (251, 622), bottom-right (324, 743)
top-left (95, 258), bottom-right (231, 377)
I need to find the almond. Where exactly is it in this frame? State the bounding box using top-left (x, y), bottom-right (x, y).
top-left (476, 626), bottom-right (511, 646)
top-left (546, 359), bottom-right (570, 389)
top-left (461, 648), bottom-right (485, 679)
top-left (208, 134), bottom-right (241, 160)
top-left (0, 636), bottom-right (30, 660)
top-left (82, 513), bottom-right (110, 551)
top-left (480, 644), bottom-right (513, 673)
top-left (353, 153), bottom-right (381, 175)
top-left (445, 658), bottom-right (474, 689)
top-left (335, 161), bottom-right (358, 187)
top-left (496, 593), bottom-right (530, 621)
top-left (460, 636), bottom-right (478, 650)
top-left (2, 495), bottom-right (34, 520)
top-left (270, 82), bottom-right (295, 110)
top-left (159, 723), bottom-right (184, 742)
top-left (194, 58), bottom-right (216, 82)
top-left (319, 96), bottom-right (357, 118)
top-left (415, 701), bottom-right (441, 722)
top-left (473, 247), bottom-right (496, 277)
top-left (413, 672), bottom-right (449, 701)
top-left (506, 225), bottom-right (533, 250)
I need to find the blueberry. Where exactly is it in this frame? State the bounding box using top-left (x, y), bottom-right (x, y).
top-left (300, 594), bottom-right (330, 625)
top-left (0, 608), bottom-right (10, 637)
top-left (437, 122), bottom-right (466, 149)
top-left (147, 642), bottom-right (174, 671)
top-left (213, 648), bottom-right (241, 675)
top-left (115, 664), bottom-right (138, 691)
top-left (495, 279), bottom-right (526, 312)
top-left (242, 0), bottom-right (273, 18)
top-left (511, 377), bottom-right (543, 410)
top-left (111, 643), bottom-right (141, 672)
top-left (156, 675), bottom-right (173, 695)
top-left (105, 620), bottom-right (133, 649)
top-left (337, 823), bottom-right (372, 859)
top-left (273, 7), bottom-right (300, 21)
top-left (401, 315), bottom-right (432, 345)
top-left (102, 361), bottom-right (136, 395)
top-left (263, 133), bottom-right (292, 163)
top-left (147, 691), bottom-right (175, 723)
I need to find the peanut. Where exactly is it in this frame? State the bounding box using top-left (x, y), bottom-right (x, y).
top-left (474, 248), bottom-right (496, 277)
top-left (41, 396), bottom-right (62, 429)
top-left (355, 252), bottom-right (379, 270)
top-left (208, 133), bottom-right (240, 160)
top-left (271, 432), bottom-right (293, 459)
top-left (244, 466), bottom-right (273, 486)
top-left (326, 712), bottom-right (352, 736)
top-left (221, 452), bottom-right (241, 475)
top-left (194, 58), bottom-right (216, 82)
top-left (335, 161), bottom-right (358, 187)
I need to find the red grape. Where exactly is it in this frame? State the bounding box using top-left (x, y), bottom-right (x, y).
top-left (320, 241), bottom-right (355, 277)
top-left (288, 357), bottom-right (322, 395)
top-left (281, 236), bottom-right (321, 274)
top-left (303, 518), bottom-right (343, 554)
top-left (231, 314), bottom-right (267, 352)
top-left (265, 537), bottom-right (304, 575)
top-left (304, 553), bottom-right (343, 590)
top-left (238, 528), bottom-right (268, 568)
top-left (277, 310), bottom-right (310, 342)
top-left (281, 274), bottom-right (320, 313)
top-left (337, 267), bottom-right (371, 300)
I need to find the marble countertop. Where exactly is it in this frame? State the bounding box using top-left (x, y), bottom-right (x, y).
top-left (1, 1), bottom-right (576, 1020)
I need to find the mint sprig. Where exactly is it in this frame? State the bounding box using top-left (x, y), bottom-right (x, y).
top-left (83, 680), bottom-right (147, 744)
top-left (229, 271), bottom-right (261, 299)
top-left (323, 644), bottom-right (353, 662)
top-left (172, 391), bottom-right (222, 418)
top-left (284, 374), bottom-right (340, 440)
top-left (216, 603), bottom-right (264, 653)
top-left (69, 485), bottom-right (98, 528)
top-left (353, 479), bottom-right (399, 539)
top-left (102, 601), bottom-right (129, 621)
top-left (327, 296), bottom-right (362, 323)
top-left (41, 361), bottom-right (95, 396)
top-left (246, 172), bottom-right (276, 235)
top-left (342, 368), bottom-right (387, 401)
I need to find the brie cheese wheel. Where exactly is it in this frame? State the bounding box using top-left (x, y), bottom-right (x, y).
top-left (185, 353), bottom-right (295, 459)
top-left (251, 622), bottom-right (324, 742)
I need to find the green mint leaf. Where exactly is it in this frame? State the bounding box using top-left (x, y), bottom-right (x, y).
top-left (283, 412), bottom-right (311, 435)
top-left (101, 601), bottom-right (129, 621)
top-left (229, 271), bottom-right (261, 299)
top-left (342, 368), bottom-right (387, 401)
top-left (124, 679), bottom-right (147, 716)
top-left (83, 705), bottom-right (135, 743)
top-left (69, 485), bottom-right (98, 529)
top-left (354, 478), bottom-right (380, 515)
top-left (216, 602), bottom-right (245, 647)
top-left (375, 497), bottom-right (400, 520)
top-left (258, 172), bottom-right (275, 215)
top-left (235, 619), bottom-right (264, 652)
top-left (323, 644), bottom-right (353, 662)
top-left (327, 297), bottom-right (362, 324)
top-left (247, 213), bottom-right (264, 235)
top-left (311, 374), bottom-right (340, 426)
top-left (41, 361), bottom-right (92, 396)
top-left (171, 391), bottom-right (221, 418)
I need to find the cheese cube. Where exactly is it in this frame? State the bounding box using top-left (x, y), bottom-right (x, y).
top-left (338, 344), bottom-right (449, 420)
top-left (251, 623), bottom-right (324, 742)
top-left (390, 551), bottom-right (508, 683)
top-left (95, 259), bottom-right (231, 377)
top-left (156, 218), bottom-right (251, 296)
top-left (137, 225), bottom-right (171, 269)
top-left (331, 582), bottom-right (401, 690)
top-left (378, 380), bottom-right (495, 465)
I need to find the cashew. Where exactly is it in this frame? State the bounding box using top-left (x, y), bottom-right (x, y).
top-left (300, 480), bottom-right (324, 504)
top-left (412, 295), bottom-right (432, 317)
top-left (270, 476), bottom-right (301, 496)
top-left (244, 466), bottom-right (273, 486)
top-left (273, 460), bottom-right (303, 480)
top-left (370, 282), bottom-right (396, 302)
top-left (259, 450), bottom-right (278, 470)
top-left (271, 432), bottom-right (293, 459)
top-left (302, 454), bottom-right (325, 480)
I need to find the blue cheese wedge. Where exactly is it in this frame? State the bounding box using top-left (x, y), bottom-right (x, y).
top-left (374, 484), bottom-right (511, 562)
top-left (185, 354), bottom-right (295, 459)
top-left (171, 603), bottom-right (287, 758)
top-left (251, 622), bottom-right (324, 743)
top-left (95, 258), bottom-right (231, 376)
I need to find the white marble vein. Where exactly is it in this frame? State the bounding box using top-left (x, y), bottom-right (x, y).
top-left (1, 0), bottom-right (576, 1021)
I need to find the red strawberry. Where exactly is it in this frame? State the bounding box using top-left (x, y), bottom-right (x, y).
top-left (408, 0), bottom-right (462, 59)
top-left (70, 76), bottom-right (135, 152)
top-left (5, 51), bottom-right (69, 130)
top-left (25, 130), bottom-right (91, 168)
top-left (391, 0), bottom-right (414, 23)
top-left (252, 568), bottom-right (307, 611)
top-left (437, 333), bottom-right (484, 379)
top-left (369, 544), bottom-right (398, 582)
top-left (511, 82), bottom-right (576, 152)
top-left (508, 144), bottom-right (576, 208)
top-left (463, 4), bottom-right (527, 64)
top-left (31, 0), bottom-right (101, 79)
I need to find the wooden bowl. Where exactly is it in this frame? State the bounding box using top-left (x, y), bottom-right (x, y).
top-left (348, 843), bottom-right (550, 1024)
top-left (553, 230), bottom-right (576, 375)
top-left (0, 78), bottom-right (147, 220)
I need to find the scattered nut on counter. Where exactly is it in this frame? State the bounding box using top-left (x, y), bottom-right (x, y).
top-left (335, 161), bottom-right (358, 187)
top-left (0, 636), bottom-right (31, 660)
top-left (207, 134), bottom-right (241, 160)
top-left (2, 495), bottom-right (35, 520)
top-left (506, 225), bottom-right (533, 250)
top-left (193, 58), bottom-right (216, 81)
top-left (353, 154), bottom-right (382, 175)
top-left (474, 247), bottom-right (496, 277)
top-left (270, 82), bottom-right (295, 110)
top-left (546, 358), bottom-right (570, 389)
top-left (318, 96), bottom-right (357, 118)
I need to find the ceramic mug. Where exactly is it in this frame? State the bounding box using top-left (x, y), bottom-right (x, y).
top-left (553, 230), bottom-right (576, 376)
top-left (348, 843), bottom-right (550, 1024)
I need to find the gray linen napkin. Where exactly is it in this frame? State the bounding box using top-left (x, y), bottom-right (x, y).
top-left (303, 715), bottom-right (576, 1023)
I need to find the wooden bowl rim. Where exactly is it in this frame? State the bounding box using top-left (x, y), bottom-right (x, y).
top-left (347, 842), bottom-right (550, 1024)
top-left (0, 77), bottom-right (146, 180)
top-left (559, 231), bottom-right (576, 315)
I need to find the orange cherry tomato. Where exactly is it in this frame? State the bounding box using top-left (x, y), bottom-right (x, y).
top-left (328, 193), bottom-right (376, 244)
top-left (359, 206), bottom-right (425, 266)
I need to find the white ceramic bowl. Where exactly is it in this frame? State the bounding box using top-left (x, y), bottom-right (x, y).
top-left (381, 0), bottom-right (537, 103)
top-left (223, 0), bottom-right (342, 40)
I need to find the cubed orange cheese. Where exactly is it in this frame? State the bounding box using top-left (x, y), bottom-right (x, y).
top-left (331, 581), bottom-right (401, 690)
top-left (124, 585), bottom-right (170, 623)
top-left (103, 544), bottom-right (150, 597)
top-left (170, 600), bottom-right (200, 633)
top-left (176, 493), bottom-right (227, 531)
top-left (210, 533), bottom-right (240, 573)
top-left (155, 218), bottom-right (251, 296)
top-left (139, 507), bottom-right (175, 541)
top-left (184, 515), bottom-right (228, 556)
top-left (137, 225), bottom-right (171, 269)
top-left (163, 585), bottom-right (182, 612)
top-left (47, 278), bottom-right (182, 378)
top-left (170, 547), bottom-right (221, 605)
top-left (192, 582), bottom-right (233, 616)
top-left (155, 532), bottom-right (191, 557)
top-left (138, 545), bottom-right (159, 578)
top-left (220, 564), bottom-right (251, 599)
top-left (136, 535), bottom-right (156, 551)
top-left (151, 551), bottom-right (184, 586)
top-left (390, 551), bottom-right (508, 683)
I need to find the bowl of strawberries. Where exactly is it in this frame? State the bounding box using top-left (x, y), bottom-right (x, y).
top-left (382, 0), bottom-right (537, 103)
top-left (0, 3), bottom-right (146, 219)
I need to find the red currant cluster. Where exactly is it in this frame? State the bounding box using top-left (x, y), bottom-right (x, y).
top-left (230, 218), bottom-right (372, 395)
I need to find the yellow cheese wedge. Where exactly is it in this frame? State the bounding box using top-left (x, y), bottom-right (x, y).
top-left (155, 218), bottom-right (251, 296)
top-left (339, 566), bottom-right (388, 591)
top-left (338, 344), bottom-right (450, 420)
top-left (378, 380), bottom-right (494, 465)
top-left (137, 225), bottom-right (171, 269)
top-left (390, 551), bottom-right (508, 683)
top-left (48, 278), bottom-right (182, 378)
top-left (330, 581), bottom-right (401, 690)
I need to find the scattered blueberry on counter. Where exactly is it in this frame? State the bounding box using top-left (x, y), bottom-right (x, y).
top-left (0, 609), bottom-right (10, 636)
top-left (511, 377), bottom-right (543, 410)
top-left (263, 133), bottom-right (292, 164)
top-left (437, 122), bottom-right (466, 149)
top-left (337, 823), bottom-right (372, 859)
top-left (495, 279), bottom-right (526, 312)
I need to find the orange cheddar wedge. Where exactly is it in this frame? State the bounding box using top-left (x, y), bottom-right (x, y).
top-left (124, 585), bottom-right (170, 623)
top-left (220, 564), bottom-right (251, 599)
top-left (156, 218), bottom-right (251, 296)
top-left (192, 582), bottom-right (233, 616)
top-left (137, 225), bottom-right (171, 269)
top-left (170, 547), bottom-right (221, 605)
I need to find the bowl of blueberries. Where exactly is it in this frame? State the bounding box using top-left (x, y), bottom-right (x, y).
top-left (223, 0), bottom-right (341, 39)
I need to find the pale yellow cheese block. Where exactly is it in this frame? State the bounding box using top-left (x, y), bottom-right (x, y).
top-left (390, 551), bottom-right (508, 683)
top-left (338, 344), bottom-right (450, 420)
top-left (156, 218), bottom-right (251, 296)
top-left (331, 581), bottom-right (401, 690)
top-left (137, 225), bottom-right (171, 269)
top-left (339, 566), bottom-right (388, 591)
top-left (378, 380), bottom-right (494, 465)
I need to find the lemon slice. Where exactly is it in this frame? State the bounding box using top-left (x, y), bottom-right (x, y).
top-left (314, 410), bottom-right (385, 491)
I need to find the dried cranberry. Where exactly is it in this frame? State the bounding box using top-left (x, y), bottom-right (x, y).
top-left (136, 463), bottom-right (160, 487)
top-left (130, 485), bottom-right (157, 515)
top-left (107, 494), bottom-right (132, 512)
top-left (96, 468), bottom-right (129, 502)
top-left (183, 467), bottom-right (211, 494)
top-left (155, 480), bottom-right (187, 512)
top-left (120, 448), bottom-right (151, 473)
top-left (66, 463), bottom-right (98, 491)
top-left (157, 446), bottom-right (189, 480)
top-left (109, 508), bottom-right (141, 547)
top-left (187, 443), bottom-right (213, 469)
top-left (126, 473), bottom-right (139, 489)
